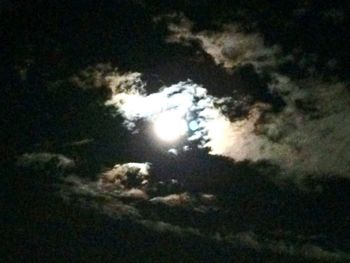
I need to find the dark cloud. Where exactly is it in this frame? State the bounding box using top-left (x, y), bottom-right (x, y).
top-left (2, 1), bottom-right (350, 261)
top-left (16, 152), bottom-right (75, 177)
top-left (14, 154), bottom-right (348, 261)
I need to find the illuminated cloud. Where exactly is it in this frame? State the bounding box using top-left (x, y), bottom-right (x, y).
top-left (74, 24), bottom-right (350, 177)
top-left (156, 13), bottom-right (281, 70)
top-left (150, 192), bottom-right (191, 207)
top-left (101, 162), bottom-right (151, 187)
top-left (100, 65), bottom-right (350, 176)
top-left (70, 63), bottom-right (145, 95)
top-left (213, 77), bottom-right (350, 176)
top-left (106, 80), bottom-right (221, 148)
top-left (154, 14), bottom-right (350, 176)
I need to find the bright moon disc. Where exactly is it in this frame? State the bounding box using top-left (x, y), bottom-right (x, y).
top-left (154, 112), bottom-right (188, 142)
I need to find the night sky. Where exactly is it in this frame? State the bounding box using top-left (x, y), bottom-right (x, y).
top-left (2, 1), bottom-right (350, 262)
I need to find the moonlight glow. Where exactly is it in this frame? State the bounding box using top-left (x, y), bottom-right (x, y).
top-left (154, 112), bottom-right (188, 142)
top-left (107, 81), bottom-right (219, 145)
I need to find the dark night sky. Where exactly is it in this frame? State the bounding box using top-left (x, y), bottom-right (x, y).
top-left (1, 1), bottom-right (350, 262)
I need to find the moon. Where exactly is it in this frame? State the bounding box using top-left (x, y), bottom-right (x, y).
top-left (153, 111), bottom-right (188, 142)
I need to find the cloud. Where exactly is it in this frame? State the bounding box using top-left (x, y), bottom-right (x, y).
top-left (100, 62), bottom-right (350, 176)
top-left (106, 79), bottom-right (225, 148)
top-left (140, 219), bottom-right (201, 237)
top-left (17, 152), bottom-right (75, 174)
top-left (150, 192), bottom-right (191, 206)
top-left (153, 14), bottom-right (350, 177)
top-left (101, 162), bottom-right (151, 188)
top-left (156, 13), bottom-right (281, 71)
top-left (213, 78), bottom-right (350, 176)
top-left (119, 188), bottom-right (149, 200)
top-left (54, 156), bottom-right (349, 262)
top-left (70, 19), bottom-right (350, 178)
top-left (70, 63), bottom-right (145, 96)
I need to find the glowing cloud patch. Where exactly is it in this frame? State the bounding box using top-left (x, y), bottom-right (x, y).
top-left (107, 80), bottom-right (218, 146)
top-left (154, 111), bottom-right (188, 142)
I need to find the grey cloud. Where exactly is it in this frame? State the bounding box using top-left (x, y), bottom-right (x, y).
top-left (17, 152), bottom-right (75, 174)
top-left (150, 192), bottom-right (191, 207)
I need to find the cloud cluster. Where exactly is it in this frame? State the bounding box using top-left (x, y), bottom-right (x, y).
top-left (211, 72), bottom-right (350, 176)
top-left (17, 152), bottom-right (75, 174)
top-left (70, 63), bottom-right (145, 96)
top-left (72, 19), bottom-right (350, 177)
top-left (106, 79), bottom-right (224, 147)
top-left (157, 13), bottom-right (281, 71)
top-left (58, 162), bottom-right (350, 262)
top-left (101, 162), bottom-right (151, 188)
top-left (157, 14), bottom-right (350, 177)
